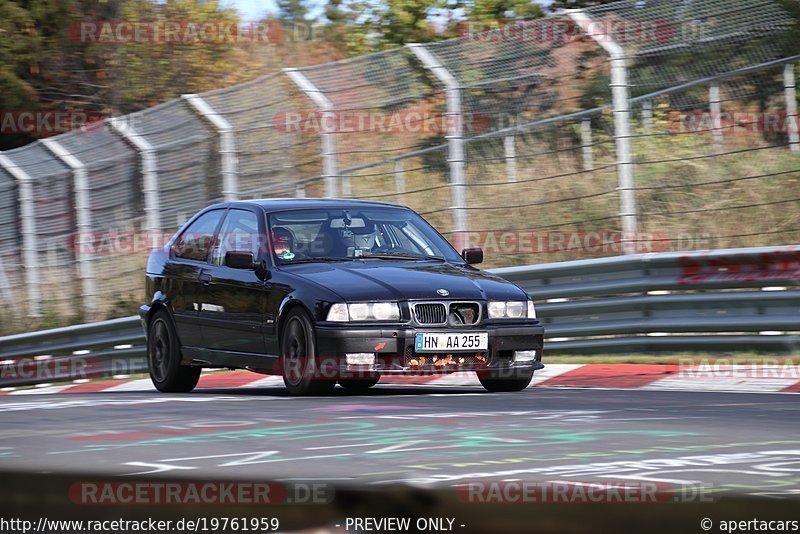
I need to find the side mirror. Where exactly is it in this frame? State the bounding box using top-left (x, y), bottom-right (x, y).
top-left (461, 247), bottom-right (483, 265)
top-left (225, 251), bottom-right (255, 270)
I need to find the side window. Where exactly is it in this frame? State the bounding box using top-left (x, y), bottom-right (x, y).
top-left (173, 210), bottom-right (225, 262)
top-left (211, 209), bottom-right (261, 266)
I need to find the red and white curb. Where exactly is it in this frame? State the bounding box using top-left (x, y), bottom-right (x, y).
top-left (2, 363), bottom-right (800, 395)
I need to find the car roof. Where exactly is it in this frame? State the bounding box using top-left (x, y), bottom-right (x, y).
top-left (211, 198), bottom-right (407, 211)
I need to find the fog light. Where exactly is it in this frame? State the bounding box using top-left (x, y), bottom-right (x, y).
top-left (514, 350), bottom-right (537, 362)
top-left (346, 353), bottom-right (375, 365)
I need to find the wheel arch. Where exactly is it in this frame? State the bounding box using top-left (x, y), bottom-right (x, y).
top-left (143, 292), bottom-right (177, 330)
top-left (277, 299), bottom-right (315, 344)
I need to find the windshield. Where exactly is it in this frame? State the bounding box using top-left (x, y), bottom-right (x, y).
top-left (267, 207), bottom-right (462, 265)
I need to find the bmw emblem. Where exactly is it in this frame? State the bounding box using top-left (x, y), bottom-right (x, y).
top-left (436, 288), bottom-right (450, 297)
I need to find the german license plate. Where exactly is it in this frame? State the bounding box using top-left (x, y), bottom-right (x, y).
top-left (414, 332), bottom-right (488, 352)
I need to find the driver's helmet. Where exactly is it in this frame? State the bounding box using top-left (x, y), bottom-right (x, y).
top-left (347, 223), bottom-right (377, 251)
top-left (271, 226), bottom-right (296, 260)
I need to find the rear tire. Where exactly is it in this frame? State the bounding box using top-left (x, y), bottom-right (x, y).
top-left (280, 309), bottom-right (336, 396)
top-left (477, 370), bottom-right (534, 392)
top-left (147, 309), bottom-right (201, 393)
top-left (338, 377), bottom-right (380, 390)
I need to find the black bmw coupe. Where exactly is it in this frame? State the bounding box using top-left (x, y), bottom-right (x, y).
top-left (140, 199), bottom-right (544, 395)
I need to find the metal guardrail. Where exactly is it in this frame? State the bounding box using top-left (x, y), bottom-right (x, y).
top-left (495, 245), bottom-right (800, 353)
top-left (0, 317), bottom-right (147, 387)
top-left (2, 245), bottom-right (799, 386)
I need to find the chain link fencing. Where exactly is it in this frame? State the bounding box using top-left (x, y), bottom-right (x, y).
top-left (0, 0), bottom-right (798, 333)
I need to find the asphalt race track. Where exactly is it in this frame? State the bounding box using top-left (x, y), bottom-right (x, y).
top-left (1, 384), bottom-right (799, 497)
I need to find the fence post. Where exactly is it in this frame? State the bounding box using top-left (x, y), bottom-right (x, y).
top-left (568, 10), bottom-right (638, 255)
top-left (341, 173), bottom-right (352, 197)
top-left (0, 155), bottom-right (40, 317)
top-left (109, 118), bottom-right (161, 235)
top-left (41, 138), bottom-right (97, 318)
top-left (407, 43), bottom-right (468, 250)
top-left (642, 100), bottom-right (653, 132)
top-left (182, 94), bottom-right (239, 200)
top-left (581, 118), bottom-right (594, 171)
top-left (283, 68), bottom-right (338, 198)
top-left (709, 82), bottom-right (724, 147)
top-left (504, 134), bottom-right (517, 183)
top-left (394, 159), bottom-right (405, 194)
top-left (785, 63), bottom-right (800, 152)
top-left (0, 256), bottom-right (11, 306)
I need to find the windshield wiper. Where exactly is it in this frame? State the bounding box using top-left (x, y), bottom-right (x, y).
top-left (359, 253), bottom-right (447, 262)
top-left (282, 257), bottom-right (353, 264)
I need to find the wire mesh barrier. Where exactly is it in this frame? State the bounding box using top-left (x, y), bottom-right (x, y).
top-left (200, 73), bottom-right (321, 199)
top-left (124, 99), bottom-right (221, 230)
top-left (1, 143), bottom-right (77, 324)
top-left (0, 0), bottom-right (798, 334)
top-left (54, 126), bottom-right (145, 320)
top-left (459, 110), bottom-right (622, 267)
top-left (0, 164), bottom-right (22, 321)
top-left (632, 65), bottom-right (800, 253)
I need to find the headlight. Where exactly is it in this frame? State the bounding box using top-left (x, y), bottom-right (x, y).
top-left (349, 303), bottom-right (370, 321)
top-left (527, 299), bottom-right (536, 319)
top-left (326, 303), bottom-right (349, 322)
top-left (371, 302), bottom-right (398, 321)
top-left (506, 301), bottom-right (525, 318)
top-left (326, 302), bottom-right (400, 322)
top-left (487, 301), bottom-right (506, 318)
top-left (488, 300), bottom-right (530, 319)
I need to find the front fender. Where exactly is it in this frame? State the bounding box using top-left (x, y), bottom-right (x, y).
top-left (139, 291), bottom-right (174, 339)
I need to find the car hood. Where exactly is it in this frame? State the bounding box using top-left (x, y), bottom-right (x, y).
top-left (281, 261), bottom-right (529, 302)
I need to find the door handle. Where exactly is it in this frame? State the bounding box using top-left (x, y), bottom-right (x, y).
top-left (199, 272), bottom-right (212, 285)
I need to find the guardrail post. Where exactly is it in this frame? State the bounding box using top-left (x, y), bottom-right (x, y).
top-left (283, 68), bottom-right (338, 198)
top-left (407, 43), bottom-right (468, 250)
top-left (41, 138), bottom-right (97, 318)
top-left (568, 10), bottom-right (639, 255)
top-left (394, 159), bottom-right (405, 194)
top-left (581, 118), bottom-right (594, 171)
top-left (709, 82), bottom-right (724, 148)
top-left (109, 118), bottom-right (162, 235)
top-left (0, 154), bottom-right (40, 317)
top-left (785, 63), bottom-right (799, 152)
top-left (504, 134), bottom-right (516, 183)
top-left (182, 94), bottom-right (239, 200)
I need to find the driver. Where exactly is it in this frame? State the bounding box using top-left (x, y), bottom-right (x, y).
top-left (342, 222), bottom-right (379, 256)
top-left (271, 226), bottom-right (297, 260)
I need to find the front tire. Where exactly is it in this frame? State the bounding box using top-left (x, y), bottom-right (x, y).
top-left (477, 370), bottom-right (534, 392)
top-left (338, 377), bottom-right (380, 390)
top-left (280, 308), bottom-right (336, 396)
top-left (147, 309), bottom-right (201, 393)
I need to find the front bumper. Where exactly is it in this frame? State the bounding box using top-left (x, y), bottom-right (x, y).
top-left (315, 322), bottom-right (544, 375)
